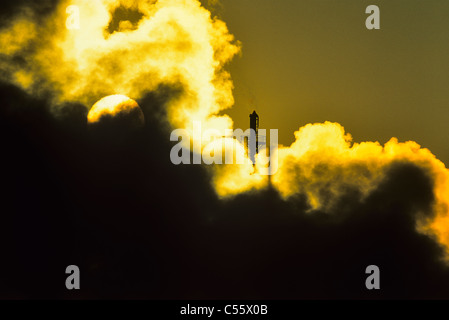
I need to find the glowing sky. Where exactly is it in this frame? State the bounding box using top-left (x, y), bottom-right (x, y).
top-left (219, 0), bottom-right (449, 165)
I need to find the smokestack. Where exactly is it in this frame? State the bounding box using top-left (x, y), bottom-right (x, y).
top-left (249, 110), bottom-right (259, 164)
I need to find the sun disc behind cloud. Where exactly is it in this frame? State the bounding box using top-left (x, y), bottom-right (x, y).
top-left (87, 94), bottom-right (144, 126)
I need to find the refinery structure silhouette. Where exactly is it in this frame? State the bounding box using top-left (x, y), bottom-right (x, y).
top-left (247, 110), bottom-right (267, 165)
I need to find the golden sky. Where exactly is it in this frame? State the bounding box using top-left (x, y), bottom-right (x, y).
top-left (218, 0), bottom-right (449, 165)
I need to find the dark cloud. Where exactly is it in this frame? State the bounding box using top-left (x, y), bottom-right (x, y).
top-left (0, 0), bottom-right (59, 28)
top-left (106, 5), bottom-right (145, 35)
top-left (1, 80), bottom-right (449, 299)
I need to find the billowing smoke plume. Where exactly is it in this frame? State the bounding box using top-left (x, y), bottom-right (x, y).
top-left (272, 122), bottom-right (449, 259)
top-left (0, 0), bottom-right (239, 133)
top-left (1, 0), bottom-right (449, 264)
top-left (213, 120), bottom-right (449, 262)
